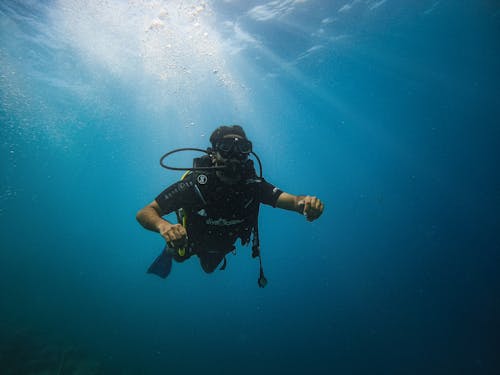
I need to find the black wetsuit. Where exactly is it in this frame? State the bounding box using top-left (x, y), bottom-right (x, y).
top-left (155, 167), bottom-right (283, 273)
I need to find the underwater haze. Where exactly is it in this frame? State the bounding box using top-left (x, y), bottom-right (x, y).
top-left (1, 0), bottom-right (499, 374)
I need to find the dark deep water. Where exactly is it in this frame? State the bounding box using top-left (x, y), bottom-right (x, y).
top-left (1, 1), bottom-right (499, 374)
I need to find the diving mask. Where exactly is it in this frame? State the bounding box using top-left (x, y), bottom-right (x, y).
top-left (215, 137), bottom-right (252, 159)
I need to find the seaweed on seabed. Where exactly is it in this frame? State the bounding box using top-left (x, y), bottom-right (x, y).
top-left (0, 328), bottom-right (53, 374)
top-left (55, 347), bottom-right (103, 375)
top-left (0, 330), bottom-right (103, 375)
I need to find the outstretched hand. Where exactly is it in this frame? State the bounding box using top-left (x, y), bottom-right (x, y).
top-left (298, 196), bottom-right (324, 222)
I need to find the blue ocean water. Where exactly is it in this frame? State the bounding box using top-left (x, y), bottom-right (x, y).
top-left (1, 0), bottom-right (499, 374)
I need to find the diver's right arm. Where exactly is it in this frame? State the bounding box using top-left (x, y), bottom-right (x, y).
top-left (136, 201), bottom-right (187, 244)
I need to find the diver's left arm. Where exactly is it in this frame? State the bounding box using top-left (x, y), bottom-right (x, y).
top-left (276, 193), bottom-right (324, 222)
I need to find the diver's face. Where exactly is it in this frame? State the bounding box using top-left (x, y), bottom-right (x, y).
top-left (214, 134), bottom-right (248, 183)
top-left (215, 134), bottom-right (249, 162)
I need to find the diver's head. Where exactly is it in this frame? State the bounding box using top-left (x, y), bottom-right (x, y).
top-left (210, 125), bottom-right (252, 182)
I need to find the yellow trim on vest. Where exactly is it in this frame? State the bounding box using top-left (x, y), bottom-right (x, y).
top-left (177, 171), bottom-right (191, 257)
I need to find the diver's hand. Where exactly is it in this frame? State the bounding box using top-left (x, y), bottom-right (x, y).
top-left (298, 196), bottom-right (324, 222)
top-left (158, 222), bottom-right (188, 248)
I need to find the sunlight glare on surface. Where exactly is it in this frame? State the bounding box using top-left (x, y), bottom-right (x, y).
top-left (47, 0), bottom-right (247, 114)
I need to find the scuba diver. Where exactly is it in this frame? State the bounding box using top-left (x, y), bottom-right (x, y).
top-left (136, 125), bottom-right (324, 287)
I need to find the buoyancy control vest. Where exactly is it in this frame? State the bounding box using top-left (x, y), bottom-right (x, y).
top-left (174, 155), bottom-right (267, 287)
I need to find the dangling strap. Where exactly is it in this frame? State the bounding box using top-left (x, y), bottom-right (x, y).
top-left (252, 207), bottom-right (267, 288)
top-left (219, 256), bottom-right (227, 270)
